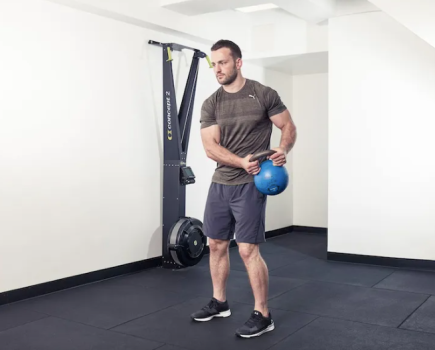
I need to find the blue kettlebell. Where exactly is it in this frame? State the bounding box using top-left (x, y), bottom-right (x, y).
top-left (250, 150), bottom-right (289, 196)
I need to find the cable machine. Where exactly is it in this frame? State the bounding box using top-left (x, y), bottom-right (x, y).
top-left (148, 40), bottom-right (212, 269)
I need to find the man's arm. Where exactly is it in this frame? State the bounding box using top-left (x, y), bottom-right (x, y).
top-left (201, 125), bottom-right (242, 168)
top-left (269, 109), bottom-right (297, 166)
top-left (271, 109), bottom-right (297, 153)
top-left (200, 98), bottom-right (244, 168)
top-left (261, 85), bottom-right (296, 160)
top-left (201, 125), bottom-right (260, 174)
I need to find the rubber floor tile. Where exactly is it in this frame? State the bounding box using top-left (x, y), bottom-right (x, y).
top-left (17, 278), bottom-right (195, 329)
top-left (268, 280), bottom-right (428, 327)
top-left (268, 316), bottom-right (435, 350)
top-left (0, 317), bottom-right (163, 350)
top-left (112, 297), bottom-right (317, 350)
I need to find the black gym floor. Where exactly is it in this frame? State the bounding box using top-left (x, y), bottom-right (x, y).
top-left (2, 231), bottom-right (435, 350)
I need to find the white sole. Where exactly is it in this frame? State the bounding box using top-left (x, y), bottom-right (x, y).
top-left (237, 322), bottom-right (275, 338)
top-left (193, 309), bottom-right (231, 322)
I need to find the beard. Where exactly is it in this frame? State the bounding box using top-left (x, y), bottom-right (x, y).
top-left (217, 65), bottom-right (238, 85)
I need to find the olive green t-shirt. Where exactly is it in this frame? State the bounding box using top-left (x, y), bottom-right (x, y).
top-left (200, 78), bottom-right (287, 185)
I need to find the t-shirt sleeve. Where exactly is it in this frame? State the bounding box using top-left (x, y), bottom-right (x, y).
top-left (199, 98), bottom-right (217, 129)
top-left (263, 87), bottom-right (287, 118)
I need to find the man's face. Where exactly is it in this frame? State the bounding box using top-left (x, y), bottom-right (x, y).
top-left (211, 48), bottom-right (241, 85)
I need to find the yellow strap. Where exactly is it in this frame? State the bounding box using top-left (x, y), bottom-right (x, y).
top-left (206, 55), bottom-right (212, 68)
top-left (166, 47), bottom-right (173, 61)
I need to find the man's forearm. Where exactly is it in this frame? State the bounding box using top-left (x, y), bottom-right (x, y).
top-left (279, 122), bottom-right (297, 154)
top-left (205, 144), bottom-right (243, 168)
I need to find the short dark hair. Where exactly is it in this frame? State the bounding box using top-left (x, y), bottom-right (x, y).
top-left (211, 39), bottom-right (242, 59)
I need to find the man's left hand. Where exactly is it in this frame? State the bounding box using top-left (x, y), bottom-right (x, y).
top-left (268, 147), bottom-right (287, 166)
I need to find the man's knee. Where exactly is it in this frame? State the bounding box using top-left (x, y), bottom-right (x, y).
top-left (238, 243), bottom-right (259, 262)
top-left (209, 238), bottom-right (230, 256)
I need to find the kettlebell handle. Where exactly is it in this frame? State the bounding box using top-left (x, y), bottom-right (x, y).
top-left (249, 150), bottom-right (276, 162)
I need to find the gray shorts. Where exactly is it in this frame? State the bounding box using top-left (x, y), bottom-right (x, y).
top-left (203, 182), bottom-right (267, 244)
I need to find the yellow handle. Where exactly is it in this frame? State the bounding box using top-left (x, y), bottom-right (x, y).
top-left (166, 47), bottom-right (173, 61)
top-left (206, 55), bottom-right (212, 68)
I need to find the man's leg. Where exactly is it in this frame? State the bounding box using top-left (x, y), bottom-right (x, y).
top-left (191, 183), bottom-right (234, 322)
top-left (238, 243), bottom-right (269, 316)
top-left (209, 238), bottom-right (231, 302)
top-left (230, 182), bottom-right (273, 338)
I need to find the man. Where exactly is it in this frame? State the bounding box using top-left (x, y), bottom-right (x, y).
top-left (190, 39), bottom-right (297, 338)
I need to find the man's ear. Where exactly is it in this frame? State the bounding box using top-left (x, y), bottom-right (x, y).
top-left (236, 58), bottom-right (243, 70)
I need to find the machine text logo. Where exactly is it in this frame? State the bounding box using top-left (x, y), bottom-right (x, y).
top-left (166, 91), bottom-right (172, 140)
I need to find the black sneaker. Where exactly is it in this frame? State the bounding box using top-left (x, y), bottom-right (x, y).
top-left (191, 298), bottom-right (231, 322)
top-left (235, 310), bottom-right (275, 338)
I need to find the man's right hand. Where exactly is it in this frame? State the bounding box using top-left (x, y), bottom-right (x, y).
top-left (241, 154), bottom-right (260, 175)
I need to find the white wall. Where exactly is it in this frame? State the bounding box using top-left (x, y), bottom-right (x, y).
top-left (368, 0), bottom-right (435, 50)
top-left (292, 73), bottom-right (328, 228)
top-left (328, 11), bottom-right (435, 260)
top-left (0, 0), bottom-right (293, 293)
top-left (306, 23), bottom-right (328, 53)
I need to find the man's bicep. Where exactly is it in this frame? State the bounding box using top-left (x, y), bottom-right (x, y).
top-left (201, 125), bottom-right (220, 149)
top-left (200, 98), bottom-right (217, 128)
top-left (270, 109), bottom-right (295, 130)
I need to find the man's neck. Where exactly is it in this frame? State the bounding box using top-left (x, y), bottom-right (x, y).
top-left (222, 75), bottom-right (246, 93)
